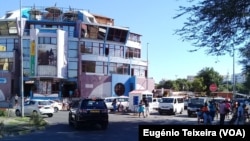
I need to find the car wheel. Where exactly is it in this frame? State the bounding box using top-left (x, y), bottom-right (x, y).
top-left (101, 123), bottom-right (108, 130)
top-left (54, 107), bottom-right (59, 113)
top-left (73, 121), bottom-right (80, 129)
top-left (159, 110), bottom-right (162, 115)
top-left (48, 113), bottom-right (53, 117)
top-left (68, 115), bottom-right (73, 126)
top-left (173, 109), bottom-right (177, 115)
top-left (15, 110), bottom-right (21, 117)
top-left (180, 108), bottom-right (183, 114)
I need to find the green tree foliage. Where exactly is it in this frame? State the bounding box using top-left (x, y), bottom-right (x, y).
top-left (196, 67), bottom-right (223, 95)
top-left (162, 80), bottom-right (174, 89)
top-left (173, 0), bottom-right (250, 56)
top-left (192, 77), bottom-right (206, 93)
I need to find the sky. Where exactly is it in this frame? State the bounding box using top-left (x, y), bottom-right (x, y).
top-left (0, 0), bottom-right (243, 83)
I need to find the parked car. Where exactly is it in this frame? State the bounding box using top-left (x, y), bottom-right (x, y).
top-left (104, 96), bottom-right (129, 112)
top-left (15, 102), bottom-right (40, 117)
top-left (49, 99), bottom-right (63, 112)
top-left (16, 99), bottom-right (54, 117)
top-left (68, 98), bottom-right (109, 130)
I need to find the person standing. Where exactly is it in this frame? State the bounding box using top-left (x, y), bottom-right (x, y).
top-left (138, 100), bottom-right (145, 118)
top-left (208, 101), bottom-right (216, 122)
top-left (219, 100), bottom-right (227, 125)
top-left (69, 90), bottom-right (73, 101)
top-left (235, 103), bottom-right (245, 125)
top-left (112, 99), bottom-right (117, 112)
top-left (201, 103), bottom-right (210, 125)
top-left (14, 94), bottom-right (19, 105)
top-left (143, 98), bottom-right (149, 117)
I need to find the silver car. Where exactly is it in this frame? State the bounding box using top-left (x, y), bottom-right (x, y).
top-left (15, 99), bottom-right (54, 117)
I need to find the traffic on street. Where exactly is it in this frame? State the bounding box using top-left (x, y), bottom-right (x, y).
top-left (1, 109), bottom-right (231, 141)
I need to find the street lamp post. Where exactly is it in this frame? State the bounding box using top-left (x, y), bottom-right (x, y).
top-left (146, 43), bottom-right (149, 90)
top-left (20, 0), bottom-right (24, 117)
top-left (232, 46), bottom-right (236, 97)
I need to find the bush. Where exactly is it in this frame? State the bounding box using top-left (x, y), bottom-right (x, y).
top-left (0, 109), bottom-right (7, 117)
top-left (29, 113), bottom-right (47, 126)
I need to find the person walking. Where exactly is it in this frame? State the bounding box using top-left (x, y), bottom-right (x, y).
top-left (138, 100), bottom-right (145, 118)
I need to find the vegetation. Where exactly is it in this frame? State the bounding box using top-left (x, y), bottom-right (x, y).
top-left (171, 0), bottom-right (250, 95)
top-left (173, 0), bottom-right (250, 56)
top-left (156, 67), bottom-right (249, 96)
top-left (0, 109), bottom-right (7, 117)
top-left (0, 113), bottom-right (47, 138)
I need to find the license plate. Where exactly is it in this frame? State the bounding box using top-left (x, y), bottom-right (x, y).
top-left (90, 110), bottom-right (100, 113)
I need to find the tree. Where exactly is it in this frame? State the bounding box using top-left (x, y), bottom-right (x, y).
top-left (196, 67), bottom-right (223, 95)
top-left (192, 77), bottom-right (206, 93)
top-left (173, 0), bottom-right (250, 56)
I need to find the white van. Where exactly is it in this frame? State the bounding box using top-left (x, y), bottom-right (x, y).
top-left (158, 96), bottom-right (184, 115)
top-left (104, 96), bottom-right (129, 112)
top-left (187, 97), bottom-right (211, 117)
top-left (151, 98), bottom-right (162, 110)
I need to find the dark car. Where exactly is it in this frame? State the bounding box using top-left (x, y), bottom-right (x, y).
top-left (68, 98), bottom-right (109, 130)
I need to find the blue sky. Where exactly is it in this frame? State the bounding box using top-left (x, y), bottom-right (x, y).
top-left (0, 0), bottom-right (243, 83)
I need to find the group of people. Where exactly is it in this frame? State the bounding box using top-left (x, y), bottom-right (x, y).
top-left (111, 99), bottom-right (125, 112)
top-left (229, 101), bottom-right (249, 125)
top-left (197, 99), bottom-right (249, 125)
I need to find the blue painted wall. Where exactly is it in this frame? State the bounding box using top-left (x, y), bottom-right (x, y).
top-left (111, 74), bottom-right (136, 97)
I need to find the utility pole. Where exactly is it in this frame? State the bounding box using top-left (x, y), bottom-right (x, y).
top-left (20, 0), bottom-right (24, 117)
top-left (146, 43), bottom-right (149, 90)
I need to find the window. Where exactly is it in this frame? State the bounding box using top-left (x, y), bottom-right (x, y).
top-left (82, 61), bottom-right (95, 73)
top-left (82, 41), bottom-right (92, 54)
top-left (107, 28), bottom-right (128, 43)
top-left (177, 98), bottom-right (184, 103)
top-left (38, 37), bottom-right (57, 44)
top-left (0, 58), bottom-right (13, 71)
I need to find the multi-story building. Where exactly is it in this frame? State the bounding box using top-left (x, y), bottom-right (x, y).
top-left (0, 6), bottom-right (154, 100)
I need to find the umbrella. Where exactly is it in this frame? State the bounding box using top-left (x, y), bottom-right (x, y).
top-left (45, 6), bottom-right (62, 14)
top-left (64, 11), bottom-right (77, 17)
top-left (29, 9), bottom-right (42, 15)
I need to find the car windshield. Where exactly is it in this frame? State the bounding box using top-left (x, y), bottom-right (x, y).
top-left (189, 98), bottom-right (205, 105)
top-left (81, 100), bottom-right (106, 109)
top-left (38, 101), bottom-right (50, 105)
top-left (161, 98), bottom-right (174, 103)
top-left (105, 98), bottom-right (114, 103)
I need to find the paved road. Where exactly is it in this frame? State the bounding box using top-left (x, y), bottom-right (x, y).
top-left (1, 110), bottom-right (229, 141)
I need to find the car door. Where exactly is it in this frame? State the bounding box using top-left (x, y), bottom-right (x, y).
top-left (24, 100), bottom-right (35, 115)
